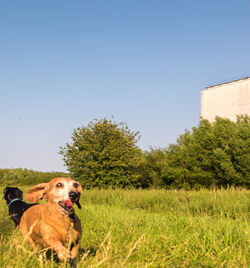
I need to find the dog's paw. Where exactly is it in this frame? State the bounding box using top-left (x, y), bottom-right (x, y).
top-left (57, 248), bottom-right (71, 261)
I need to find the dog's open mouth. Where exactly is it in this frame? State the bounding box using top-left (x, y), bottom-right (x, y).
top-left (58, 200), bottom-right (74, 214)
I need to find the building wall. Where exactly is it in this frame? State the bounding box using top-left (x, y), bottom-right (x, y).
top-left (200, 77), bottom-right (250, 122)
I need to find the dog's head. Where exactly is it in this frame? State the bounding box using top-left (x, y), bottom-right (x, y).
top-left (25, 178), bottom-right (82, 214)
top-left (3, 187), bottom-right (23, 204)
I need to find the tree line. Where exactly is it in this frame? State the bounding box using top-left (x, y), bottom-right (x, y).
top-left (1, 116), bottom-right (249, 189)
top-left (60, 116), bottom-right (249, 189)
top-left (0, 168), bottom-right (69, 186)
top-left (143, 116), bottom-right (250, 189)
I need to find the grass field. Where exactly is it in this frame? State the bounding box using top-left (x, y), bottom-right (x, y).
top-left (0, 187), bottom-right (249, 267)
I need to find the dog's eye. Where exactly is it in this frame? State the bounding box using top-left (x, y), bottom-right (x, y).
top-left (73, 183), bottom-right (78, 188)
top-left (56, 183), bottom-right (64, 188)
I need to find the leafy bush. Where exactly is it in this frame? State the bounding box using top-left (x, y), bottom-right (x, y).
top-left (145, 116), bottom-right (250, 189)
top-left (60, 118), bottom-right (149, 188)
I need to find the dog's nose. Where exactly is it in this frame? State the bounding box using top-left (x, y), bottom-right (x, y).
top-left (69, 191), bottom-right (78, 202)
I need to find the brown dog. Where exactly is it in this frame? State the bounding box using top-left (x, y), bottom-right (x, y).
top-left (20, 178), bottom-right (82, 261)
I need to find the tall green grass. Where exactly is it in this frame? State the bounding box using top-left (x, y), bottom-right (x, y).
top-left (0, 188), bottom-right (249, 267)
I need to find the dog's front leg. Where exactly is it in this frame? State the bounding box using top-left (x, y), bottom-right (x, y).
top-left (43, 238), bottom-right (71, 261)
top-left (70, 243), bottom-right (81, 260)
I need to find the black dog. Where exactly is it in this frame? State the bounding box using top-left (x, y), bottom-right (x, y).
top-left (3, 187), bottom-right (38, 226)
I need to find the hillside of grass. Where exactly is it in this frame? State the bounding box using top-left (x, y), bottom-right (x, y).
top-left (0, 188), bottom-right (249, 267)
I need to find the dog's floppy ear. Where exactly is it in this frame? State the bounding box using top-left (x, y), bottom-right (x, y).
top-left (76, 184), bottom-right (82, 209)
top-left (77, 184), bottom-right (82, 194)
top-left (3, 187), bottom-right (9, 195)
top-left (3, 187), bottom-right (10, 200)
top-left (25, 183), bottom-right (48, 203)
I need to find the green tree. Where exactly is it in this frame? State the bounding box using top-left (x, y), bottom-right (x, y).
top-left (60, 118), bottom-right (147, 188)
top-left (143, 148), bottom-right (170, 188)
top-left (144, 116), bottom-right (250, 189)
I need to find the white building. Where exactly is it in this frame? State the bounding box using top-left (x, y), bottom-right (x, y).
top-left (201, 77), bottom-right (250, 122)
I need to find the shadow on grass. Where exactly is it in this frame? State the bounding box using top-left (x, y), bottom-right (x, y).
top-left (38, 246), bottom-right (97, 267)
top-left (79, 246), bottom-right (97, 257)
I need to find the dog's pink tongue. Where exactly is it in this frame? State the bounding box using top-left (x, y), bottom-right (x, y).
top-left (65, 199), bottom-right (74, 209)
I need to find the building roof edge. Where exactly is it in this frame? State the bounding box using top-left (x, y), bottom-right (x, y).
top-left (206, 77), bottom-right (250, 89)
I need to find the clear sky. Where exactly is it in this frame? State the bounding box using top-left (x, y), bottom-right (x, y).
top-left (1, 0), bottom-right (250, 172)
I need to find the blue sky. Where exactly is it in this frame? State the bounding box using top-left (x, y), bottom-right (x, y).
top-left (1, 0), bottom-right (250, 172)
